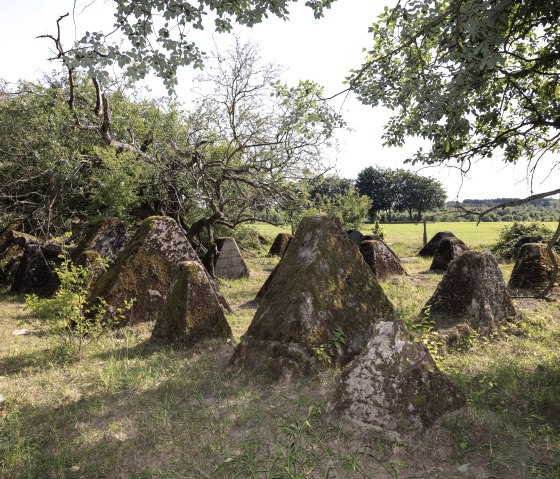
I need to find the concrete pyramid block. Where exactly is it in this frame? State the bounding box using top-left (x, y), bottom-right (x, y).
top-left (230, 216), bottom-right (394, 380)
top-left (152, 261), bottom-right (232, 344)
top-left (331, 321), bottom-right (465, 440)
top-left (418, 232), bottom-right (456, 257)
top-left (359, 239), bottom-right (406, 281)
top-left (87, 216), bottom-right (229, 327)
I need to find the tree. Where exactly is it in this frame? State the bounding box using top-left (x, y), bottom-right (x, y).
top-left (50, 1), bottom-right (337, 93)
top-left (349, 0), bottom-right (560, 182)
top-left (393, 170), bottom-right (447, 221)
top-left (308, 174), bottom-right (354, 201)
top-left (355, 166), bottom-right (396, 220)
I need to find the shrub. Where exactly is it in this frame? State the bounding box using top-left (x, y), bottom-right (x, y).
top-left (492, 222), bottom-right (558, 261)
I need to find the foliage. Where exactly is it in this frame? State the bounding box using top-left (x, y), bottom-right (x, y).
top-left (355, 167), bottom-right (446, 221)
top-left (350, 0), bottom-right (560, 181)
top-left (311, 328), bottom-right (347, 365)
top-left (492, 222), bottom-right (560, 260)
top-left (88, 147), bottom-right (146, 221)
top-left (308, 174), bottom-right (354, 200)
top-left (25, 236), bottom-right (132, 354)
top-left (316, 188), bottom-right (371, 230)
top-left (60, 1), bottom-right (337, 92)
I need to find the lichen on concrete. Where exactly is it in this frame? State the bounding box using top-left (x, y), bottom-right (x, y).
top-left (151, 261), bottom-right (232, 345)
top-left (71, 217), bottom-right (129, 261)
top-left (87, 216), bottom-right (230, 327)
top-left (508, 243), bottom-right (560, 292)
top-left (330, 321), bottom-right (465, 441)
top-left (230, 215), bottom-right (395, 381)
top-left (422, 250), bottom-right (517, 344)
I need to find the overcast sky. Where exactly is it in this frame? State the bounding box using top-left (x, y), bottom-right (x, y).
top-left (2, 0), bottom-right (558, 201)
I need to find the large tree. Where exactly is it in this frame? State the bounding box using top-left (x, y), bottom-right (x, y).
top-left (349, 0), bottom-right (560, 181)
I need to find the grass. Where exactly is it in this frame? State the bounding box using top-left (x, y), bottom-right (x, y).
top-left (1, 245), bottom-right (560, 478)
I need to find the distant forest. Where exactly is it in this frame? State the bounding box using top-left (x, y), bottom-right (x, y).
top-left (391, 197), bottom-right (559, 223)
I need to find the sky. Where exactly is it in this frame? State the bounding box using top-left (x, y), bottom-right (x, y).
top-left (1, 0), bottom-right (558, 201)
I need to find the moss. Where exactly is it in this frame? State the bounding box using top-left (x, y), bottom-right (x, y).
top-left (151, 261), bottom-right (232, 345)
top-left (231, 216), bottom-right (395, 379)
top-left (87, 216), bottom-right (229, 327)
top-left (508, 243), bottom-right (560, 291)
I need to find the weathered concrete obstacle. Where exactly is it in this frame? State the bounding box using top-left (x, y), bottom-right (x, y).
top-left (230, 216), bottom-right (394, 380)
top-left (11, 244), bottom-right (59, 296)
top-left (206, 237), bottom-right (249, 279)
top-left (330, 321), bottom-right (465, 440)
top-left (429, 237), bottom-right (469, 271)
top-left (267, 233), bottom-right (293, 258)
top-left (359, 239), bottom-right (406, 280)
top-left (87, 216), bottom-right (230, 327)
top-left (508, 243), bottom-right (559, 292)
top-left (422, 250), bottom-right (516, 344)
top-left (151, 261), bottom-right (232, 345)
top-left (71, 217), bottom-right (128, 262)
top-left (346, 230), bottom-right (364, 246)
top-left (418, 232), bottom-right (456, 257)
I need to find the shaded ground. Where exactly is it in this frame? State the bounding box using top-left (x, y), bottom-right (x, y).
top-left (1, 251), bottom-right (559, 479)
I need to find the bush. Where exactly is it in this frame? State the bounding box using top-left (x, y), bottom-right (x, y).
top-left (492, 222), bottom-right (559, 261)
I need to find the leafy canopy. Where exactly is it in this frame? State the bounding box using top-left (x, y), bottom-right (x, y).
top-left (350, 0), bottom-right (560, 177)
top-left (64, 0), bottom-right (337, 92)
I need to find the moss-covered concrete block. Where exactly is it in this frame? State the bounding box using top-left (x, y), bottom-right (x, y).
top-left (267, 233), bottom-right (293, 258)
top-left (330, 321), bottom-right (465, 441)
top-left (418, 232), bottom-right (456, 257)
top-left (230, 215), bottom-right (395, 380)
top-left (87, 216), bottom-right (229, 327)
top-left (359, 239), bottom-right (406, 280)
top-left (151, 261), bottom-right (232, 345)
top-left (508, 243), bottom-right (559, 292)
top-left (429, 237), bottom-right (469, 271)
top-left (71, 217), bottom-right (128, 261)
top-left (423, 250), bottom-right (516, 344)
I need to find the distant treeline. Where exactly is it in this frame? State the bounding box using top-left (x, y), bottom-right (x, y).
top-left (410, 198), bottom-right (559, 223)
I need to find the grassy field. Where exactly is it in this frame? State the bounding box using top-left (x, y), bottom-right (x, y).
top-left (255, 221), bottom-right (558, 252)
top-left (1, 240), bottom-right (559, 478)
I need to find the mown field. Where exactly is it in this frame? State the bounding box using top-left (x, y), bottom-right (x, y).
top-left (1, 224), bottom-right (559, 479)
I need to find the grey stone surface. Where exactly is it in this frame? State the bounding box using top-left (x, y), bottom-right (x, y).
top-left (11, 243), bottom-right (59, 296)
top-left (418, 232), bottom-right (456, 257)
top-left (212, 237), bottom-right (249, 279)
top-left (72, 217), bottom-right (129, 261)
top-left (152, 261), bottom-right (232, 345)
top-left (87, 216), bottom-right (230, 327)
top-left (359, 239), bottom-right (406, 280)
top-left (429, 237), bottom-right (469, 271)
top-left (508, 243), bottom-right (559, 291)
top-left (230, 216), bottom-right (394, 381)
top-left (331, 321), bottom-right (465, 441)
top-left (423, 250), bottom-right (516, 344)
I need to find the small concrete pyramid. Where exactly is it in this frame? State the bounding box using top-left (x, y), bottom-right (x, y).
top-left (211, 237), bottom-right (249, 279)
top-left (359, 239), bottom-right (406, 280)
top-left (330, 321), bottom-right (465, 441)
top-left (418, 232), bottom-right (456, 257)
top-left (267, 233), bottom-right (293, 258)
top-left (11, 243), bottom-right (59, 296)
top-left (429, 237), bottom-right (469, 271)
top-left (230, 216), bottom-right (394, 380)
top-left (508, 243), bottom-right (559, 291)
top-left (422, 250), bottom-right (516, 343)
top-left (87, 216), bottom-right (229, 327)
top-left (151, 261), bottom-right (232, 345)
top-left (347, 230), bottom-right (364, 246)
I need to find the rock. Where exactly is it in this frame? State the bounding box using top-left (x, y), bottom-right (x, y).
top-left (267, 233), bottom-right (293, 258)
top-left (10, 243), bottom-right (59, 296)
top-left (422, 250), bottom-right (516, 344)
top-left (255, 262), bottom-right (279, 303)
top-left (87, 216), bottom-right (230, 327)
top-left (206, 237), bottom-right (249, 279)
top-left (71, 217), bottom-right (129, 261)
top-left (429, 237), bottom-right (469, 271)
top-left (0, 231), bottom-right (42, 284)
top-left (508, 243), bottom-right (560, 291)
top-left (359, 239), bottom-right (406, 281)
top-left (12, 329), bottom-right (30, 336)
top-left (418, 232), bottom-right (456, 257)
top-left (330, 321), bottom-right (465, 441)
top-left (151, 261), bottom-right (232, 345)
top-left (347, 230), bottom-right (364, 246)
top-left (363, 234), bottom-right (383, 241)
top-left (230, 216), bottom-right (394, 380)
